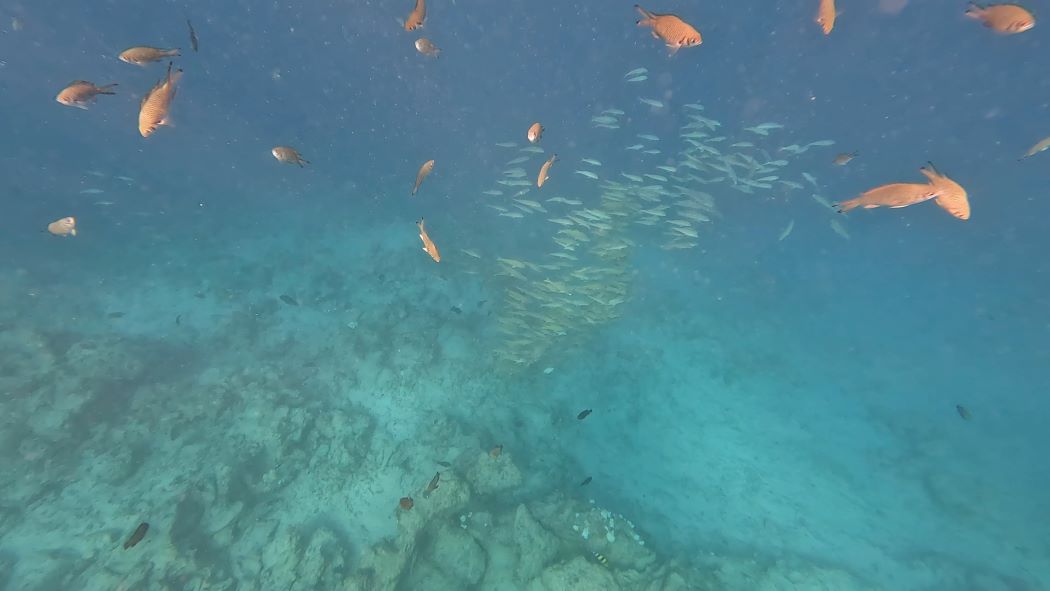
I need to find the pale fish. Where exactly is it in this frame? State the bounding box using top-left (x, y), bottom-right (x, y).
top-left (624, 67), bottom-right (648, 78)
top-left (778, 220), bottom-right (794, 241)
top-left (574, 170), bottom-right (599, 180)
top-left (830, 218), bottom-right (850, 239)
top-left (520, 146), bottom-right (544, 153)
top-left (639, 98), bottom-right (664, 108)
top-left (625, 144), bottom-right (644, 150)
top-left (626, 76), bottom-right (648, 83)
top-left (581, 158), bottom-right (602, 166)
top-left (638, 134), bottom-right (660, 141)
top-left (495, 142), bottom-right (517, 148)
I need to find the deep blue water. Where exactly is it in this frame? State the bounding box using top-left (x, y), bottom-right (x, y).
top-left (1, 1), bottom-right (1048, 590)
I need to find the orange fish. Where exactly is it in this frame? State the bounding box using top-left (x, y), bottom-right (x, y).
top-left (834, 182), bottom-right (939, 214)
top-left (119, 46), bottom-right (180, 66)
top-left (56, 81), bottom-right (117, 110)
top-left (405, 0), bottom-right (426, 31)
top-left (635, 5), bottom-right (702, 55)
top-left (816, 0), bottom-right (837, 35)
top-left (537, 154), bottom-right (557, 188)
top-left (47, 216), bottom-right (77, 237)
top-left (272, 146), bottom-right (309, 167)
top-left (412, 159), bottom-right (435, 195)
top-left (415, 38), bottom-right (441, 57)
top-left (920, 163), bottom-right (970, 220)
top-left (833, 151), bottom-right (857, 166)
top-left (965, 3), bottom-right (1035, 34)
top-left (417, 218), bottom-right (441, 262)
top-left (138, 62), bottom-right (182, 138)
top-left (527, 122), bottom-right (544, 144)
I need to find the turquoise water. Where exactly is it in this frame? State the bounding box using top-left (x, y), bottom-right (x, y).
top-left (1, 1), bottom-right (1048, 590)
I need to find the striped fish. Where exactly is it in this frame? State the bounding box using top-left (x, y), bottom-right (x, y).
top-left (138, 62), bottom-right (182, 138)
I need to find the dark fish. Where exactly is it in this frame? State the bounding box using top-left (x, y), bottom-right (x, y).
top-left (123, 522), bottom-right (149, 549)
top-left (436, 460), bottom-right (452, 468)
top-left (107, 312), bottom-right (125, 319)
top-left (194, 292), bottom-right (206, 299)
top-left (580, 476), bottom-right (592, 486)
top-left (280, 294), bottom-right (299, 306)
top-left (424, 472), bottom-right (440, 497)
top-left (577, 409), bottom-right (592, 420)
top-left (175, 314), bottom-right (181, 325)
top-left (956, 404), bottom-right (972, 420)
top-left (450, 305), bottom-right (462, 314)
top-left (187, 19), bottom-right (199, 52)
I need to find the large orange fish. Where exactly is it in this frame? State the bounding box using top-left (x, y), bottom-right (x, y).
top-left (417, 218), bottom-right (441, 262)
top-left (965, 3), bottom-right (1035, 34)
top-left (920, 163), bottom-right (970, 220)
top-left (272, 146), bottom-right (309, 167)
top-left (56, 81), bottom-right (117, 110)
top-left (834, 182), bottom-right (940, 214)
top-left (635, 5), bottom-right (702, 55)
top-left (527, 122), bottom-right (544, 144)
top-left (412, 159), bottom-right (435, 195)
top-left (138, 62), bottom-right (182, 138)
top-left (119, 46), bottom-right (180, 66)
top-left (816, 0), bottom-right (837, 35)
top-left (537, 154), bottom-right (557, 188)
top-left (404, 0), bottom-right (426, 31)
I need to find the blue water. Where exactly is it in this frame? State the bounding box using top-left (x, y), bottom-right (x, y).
top-left (1, 1), bottom-right (1048, 589)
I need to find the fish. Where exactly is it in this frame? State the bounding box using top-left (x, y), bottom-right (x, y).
top-left (495, 142), bottom-right (517, 148)
top-left (412, 159), bottom-right (435, 195)
top-left (461, 248), bottom-right (481, 259)
top-left (625, 144), bottom-right (644, 151)
top-left (833, 151), bottom-right (857, 165)
top-left (520, 146), bottom-right (545, 154)
top-left (187, 19), bottom-right (199, 52)
top-left (119, 46), bottom-right (180, 65)
top-left (414, 38), bottom-right (441, 57)
top-left (537, 154), bottom-right (557, 188)
top-left (639, 97), bottom-right (665, 108)
top-left (424, 471), bottom-right (440, 497)
top-left (626, 75), bottom-right (648, 82)
top-left (107, 311), bottom-right (125, 319)
top-left (280, 294), bottom-right (299, 306)
top-left (482, 190), bottom-right (503, 196)
top-left (55, 81), bottom-right (117, 110)
top-left (635, 4), bottom-right (703, 55)
top-left (79, 188), bottom-right (104, 194)
top-left (574, 170), bottom-right (599, 180)
top-left (138, 62), bottom-right (182, 138)
top-left (47, 216), bottom-right (77, 237)
top-left (919, 162), bottom-right (970, 221)
top-left (624, 67), bottom-right (648, 78)
top-left (603, 108), bottom-right (626, 115)
top-left (778, 219), bottom-right (794, 241)
top-left (638, 134), bottom-right (660, 141)
top-left (272, 146), bottom-right (308, 167)
top-left (399, 497), bottom-right (414, 510)
top-left (644, 174), bottom-right (668, 182)
top-left (1021, 136), bottom-right (1050, 160)
top-left (417, 218), bottom-right (441, 262)
top-left (581, 158), bottom-right (602, 166)
top-left (175, 314), bottom-right (181, 325)
top-left (436, 460), bottom-right (452, 468)
top-left (956, 404), bottom-right (972, 420)
top-left (577, 409), bottom-right (592, 420)
top-left (506, 156), bottom-right (530, 165)
top-left (830, 218), bottom-right (850, 239)
top-left (806, 139), bottom-right (836, 148)
top-left (580, 476), bottom-right (592, 486)
top-left (592, 551), bottom-right (609, 566)
top-left (123, 522), bottom-right (149, 549)
top-left (527, 122), bottom-right (544, 144)
top-left (404, 0), bottom-right (426, 31)
top-left (490, 445), bottom-right (503, 458)
top-left (965, 3), bottom-right (1035, 34)
top-left (816, 0), bottom-right (837, 35)
top-left (834, 182), bottom-right (939, 214)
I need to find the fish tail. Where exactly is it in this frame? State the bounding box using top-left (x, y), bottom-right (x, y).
top-left (166, 48), bottom-right (182, 57)
top-left (98, 83), bottom-right (118, 95)
top-left (635, 4), bottom-right (655, 26)
top-left (964, 3), bottom-right (984, 17)
top-left (834, 198), bottom-right (859, 213)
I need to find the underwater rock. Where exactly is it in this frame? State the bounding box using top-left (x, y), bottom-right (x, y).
top-left (526, 556), bottom-right (621, 591)
top-left (714, 554), bottom-right (878, 591)
top-left (466, 450), bottom-right (523, 496)
top-left (512, 504), bottom-right (559, 581)
top-left (425, 524), bottom-right (487, 586)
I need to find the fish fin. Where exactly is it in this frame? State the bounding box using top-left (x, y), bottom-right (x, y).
top-left (98, 83), bottom-right (118, 95)
top-left (667, 44), bottom-right (680, 56)
top-left (71, 229), bottom-right (77, 236)
top-left (75, 103), bottom-right (89, 111)
top-left (964, 3), bottom-right (984, 17)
